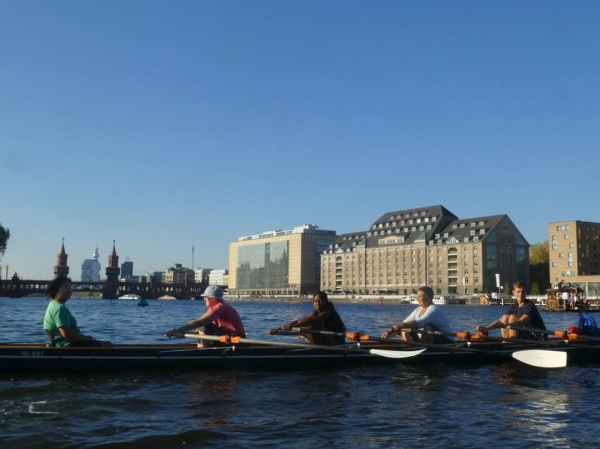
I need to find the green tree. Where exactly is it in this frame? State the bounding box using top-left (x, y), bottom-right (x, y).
top-left (529, 240), bottom-right (549, 293)
top-left (530, 240), bottom-right (549, 265)
top-left (0, 222), bottom-right (9, 257)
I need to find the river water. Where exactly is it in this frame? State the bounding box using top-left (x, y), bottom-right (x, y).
top-left (0, 297), bottom-right (598, 448)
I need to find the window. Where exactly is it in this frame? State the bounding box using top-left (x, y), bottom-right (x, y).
top-left (565, 234), bottom-right (570, 240)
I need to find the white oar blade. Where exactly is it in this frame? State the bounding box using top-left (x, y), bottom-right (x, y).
top-left (369, 348), bottom-right (426, 359)
top-left (512, 350), bottom-right (567, 368)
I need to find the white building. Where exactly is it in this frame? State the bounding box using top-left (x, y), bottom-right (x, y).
top-left (194, 268), bottom-right (212, 283)
top-left (209, 269), bottom-right (229, 286)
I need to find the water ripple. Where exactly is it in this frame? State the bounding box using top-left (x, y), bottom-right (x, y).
top-left (1, 298), bottom-right (600, 447)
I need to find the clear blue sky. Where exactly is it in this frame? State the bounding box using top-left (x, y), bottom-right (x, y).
top-left (1, 1), bottom-right (599, 281)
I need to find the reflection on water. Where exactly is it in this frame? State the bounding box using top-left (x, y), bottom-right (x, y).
top-left (1, 298), bottom-right (600, 448)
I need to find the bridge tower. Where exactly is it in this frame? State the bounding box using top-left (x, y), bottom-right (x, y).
top-left (53, 238), bottom-right (70, 278)
top-left (104, 240), bottom-right (121, 299)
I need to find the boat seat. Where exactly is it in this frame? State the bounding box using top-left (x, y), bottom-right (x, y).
top-left (45, 330), bottom-right (55, 347)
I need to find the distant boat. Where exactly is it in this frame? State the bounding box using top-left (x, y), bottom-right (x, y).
top-left (158, 295), bottom-right (177, 300)
top-left (119, 294), bottom-right (141, 300)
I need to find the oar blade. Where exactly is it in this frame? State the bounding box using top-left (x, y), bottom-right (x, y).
top-left (512, 349), bottom-right (567, 368)
top-left (369, 348), bottom-right (426, 359)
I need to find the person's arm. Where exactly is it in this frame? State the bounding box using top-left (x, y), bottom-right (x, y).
top-left (53, 306), bottom-right (93, 342)
top-left (270, 312), bottom-right (312, 334)
top-left (166, 310), bottom-right (217, 337)
top-left (382, 310), bottom-right (418, 338)
top-left (476, 315), bottom-right (508, 335)
top-left (301, 310), bottom-right (330, 326)
top-left (58, 326), bottom-right (94, 342)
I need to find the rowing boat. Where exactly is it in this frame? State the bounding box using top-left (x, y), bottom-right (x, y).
top-left (2, 324), bottom-right (599, 374)
top-left (2, 335), bottom-right (597, 374)
top-left (0, 342), bottom-right (423, 374)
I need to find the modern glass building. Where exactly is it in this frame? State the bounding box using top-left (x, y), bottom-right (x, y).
top-left (228, 224), bottom-right (336, 296)
top-left (321, 205), bottom-right (529, 296)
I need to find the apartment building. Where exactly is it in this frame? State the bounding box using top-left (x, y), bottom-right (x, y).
top-left (321, 205), bottom-right (529, 295)
top-left (549, 220), bottom-right (600, 296)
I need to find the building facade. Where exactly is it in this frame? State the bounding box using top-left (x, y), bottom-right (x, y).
top-left (164, 263), bottom-right (194, 284)
top-left (121, 260), bottom-right (134, 280)
top-left (81, 245), bottom-right (101, 282)
top-left (194, 268), bottom-right (212, 284)
top-left (549, 220), bottom-right (600, 297)
top-left (321, 205), bottom-right (529, 296)
top-left (209, 269), bottom-right (229, 287)
top-left (228, 224), bottom-right (336, 296)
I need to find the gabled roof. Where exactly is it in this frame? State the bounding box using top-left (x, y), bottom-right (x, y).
top-left (430, 214), bottom-right (529, 246)
top-left (328, 231), bottom-right (367, 252)
top-left (323, 207), bottom-right (529, 254)
top-left (367, 205), bottom-right (458, 247)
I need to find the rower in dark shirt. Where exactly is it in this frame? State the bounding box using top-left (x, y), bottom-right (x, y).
top-left (270, 291), bottom-right (346, 345)
top-left (476, 281), bottom-right (546, 340)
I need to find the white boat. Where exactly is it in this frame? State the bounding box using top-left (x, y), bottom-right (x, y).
top-left (433, 296), bottom-right (448, 305)
top-left (118, 294), bottom-right (141, 300)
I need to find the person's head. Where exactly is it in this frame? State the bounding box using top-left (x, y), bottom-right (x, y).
top-left (201, 285), bottom-right (224, 305)
top-left (45, 276), bottom-right (72, 301)
top-left (512, 281), bottom-right (527, 300)
top-left (313, 291), bottom-right (330, 311)
top-left (417, 286), bottom-right (434, 306)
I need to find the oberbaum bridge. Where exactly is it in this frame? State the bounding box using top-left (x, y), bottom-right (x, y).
top-left (0, 241), bottom-right (208, 299)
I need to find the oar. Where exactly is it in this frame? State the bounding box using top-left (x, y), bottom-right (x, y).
top-left (429, 329), bottom-right (563, 347)
top-left (183, 333), bottom-right (426, 359)
top-left (509, 325), bottom-right (600, 343)
top-left (512, 349), bottom-right (568, 368)
top-left (294, 326), bottom-right (556, 349)
top-left (289, 327), bottom-right (567, 368)
top-left (290, 327), bottom-right (395, 343)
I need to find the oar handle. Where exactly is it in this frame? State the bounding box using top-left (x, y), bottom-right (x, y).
top-left (292, 327), bottom-right (374, 342)
top-left (509, 325), bottom-right (586, 341)
top-left (292, 327), bottom-right (406, 343)
top-left (423, 329), bottom-right (557, 346)
top-left (420, 329), bottom-right (486, 341)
